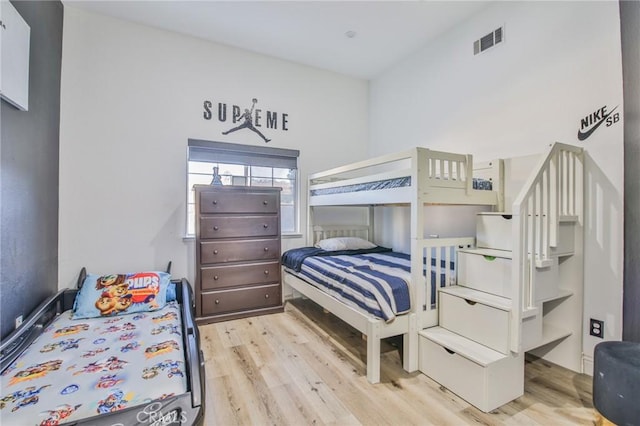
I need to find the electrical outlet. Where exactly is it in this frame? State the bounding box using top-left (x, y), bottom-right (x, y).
top-left (590, 318), bottom-right (604, 338)
top-left (15, 315), bottom-right (23, 329)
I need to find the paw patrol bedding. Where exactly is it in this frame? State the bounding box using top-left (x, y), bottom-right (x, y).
top-left (72, 271), bottom-right (171, 319)
top-left (0, 302), bottom-right (187, 426)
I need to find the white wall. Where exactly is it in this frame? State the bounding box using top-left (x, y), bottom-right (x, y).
top-left (58, 7), bottom-right (368, 288)
top-left (60, 2), bottom-right (625, 368)
top-left (369, 1), bottom-right (624, 365)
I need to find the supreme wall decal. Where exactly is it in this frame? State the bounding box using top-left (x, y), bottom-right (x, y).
top-left (203, 98), bottom-right (289, 143)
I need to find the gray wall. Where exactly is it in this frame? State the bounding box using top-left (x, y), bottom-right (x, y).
top-left (622, 0), bottom-right (640, 342)
top-left (0, 1), bottom-right (63, 339)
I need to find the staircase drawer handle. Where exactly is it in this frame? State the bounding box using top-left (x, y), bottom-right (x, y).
top-left (215, 299), bottom-right (220, 305)
top-left (213, 275), bottom-right (219, 280)
top-left (265, 294), bottom-right (270, 299)
top-left (264, 270), bottom-right (269, 275)
top-left (483, 255), bottom-right (496, 261)
top-left (212, 200), bottom-right (218, 205)
top-left (213, 250), bottom-right (218, 255)
top-left (213, 226), bottom-right (219, 231)
top-left (263, 224), bottom-right (269, 229)
top-left (264, 247), bottom-right (269, 252)
top-left (501, 214), bottom-right (513, 220)
top-left (464, 299), bottom-right (477, 306)
top-left (444, 347), bottom-right (456, 355)
top-left (263, 200), bottom-right (268, 205)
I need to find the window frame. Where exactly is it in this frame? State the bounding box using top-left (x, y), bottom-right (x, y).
top-left (186, 139), bottom-right (300, 238)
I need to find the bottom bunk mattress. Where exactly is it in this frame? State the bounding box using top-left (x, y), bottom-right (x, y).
top-left (282, 248), bottom-right (412, 322)
top-left (282, 247), bottom-right (455, 321)
top-left (1, 302), bottom-right (187, 426)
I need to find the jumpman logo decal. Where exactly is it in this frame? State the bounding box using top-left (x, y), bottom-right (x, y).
top-left (222, 98), bottom-right (271, 143)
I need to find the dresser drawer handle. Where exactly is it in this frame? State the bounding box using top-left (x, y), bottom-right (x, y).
top-left (444, 347), bottom-right (456, 355)
top-left (213, 226), bottom-right (219, 231)
top-left (263, 247), bottom-right (269, 252)
top-left (464, 299), bottom-right (477, 306)
top-left (264, 270), bottom-right (269, 275)
top-left (263, 200), bottom-right (268, 205)
top-left (213, 275), bottom-right (219, 280)
top-left (213, 250), bottom-right (219, 255)
top-left (265, 294), bottom-right (270, 299)
top-left (215, 299), bottom-right (220, 304)
top-left (212, 200), bottom-right (218, 205)
top-left (263, 224), bottom-right (269, 229)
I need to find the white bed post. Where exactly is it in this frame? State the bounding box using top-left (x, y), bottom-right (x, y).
top-left (465, 154), bottom-right (474, 195)
top-left (366, 319), bottom-right (381, 383)
top-left (406, 148), bottom-right (425, 373)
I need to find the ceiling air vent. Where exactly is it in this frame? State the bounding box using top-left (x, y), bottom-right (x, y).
top-left (473, 26), bottom-right (504, 55)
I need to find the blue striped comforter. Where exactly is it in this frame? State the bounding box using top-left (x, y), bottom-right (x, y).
top-left (285, 250), bottom-right (412, 322)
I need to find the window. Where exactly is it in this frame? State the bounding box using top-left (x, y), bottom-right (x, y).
top-left (186, 139), bottom-right (300, 237)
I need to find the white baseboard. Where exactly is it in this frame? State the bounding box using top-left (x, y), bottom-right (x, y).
top-left (582, 354), bottom-right (593, 376)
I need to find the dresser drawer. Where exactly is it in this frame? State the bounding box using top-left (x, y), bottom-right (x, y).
top-left (201, 284), bottom-right (281, 315)
top-left (201, 261), bottom-right (280, 290)
top-left (200, 215), bottom-right (279, 239)
top-left (200, 191), bottom-right (279, 214)
top-left (200, 238), bottom-right (280, 264)
top-left (439, 292), bottom-right (510, 354)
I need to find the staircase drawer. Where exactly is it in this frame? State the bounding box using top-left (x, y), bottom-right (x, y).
top-left (476, 214), bottom-right (513, 251)
top-left (419, 331), bottom-right (523, 412)
top-left (439, 292), bottom-right (510, 354)
top-left (477, 214), bottom-right (575, 256)
top-left (457, 251), bottom-right (512, 298)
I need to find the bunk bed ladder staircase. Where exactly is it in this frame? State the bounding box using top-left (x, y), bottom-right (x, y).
top-left (418, 143), bottom-right (584, 412)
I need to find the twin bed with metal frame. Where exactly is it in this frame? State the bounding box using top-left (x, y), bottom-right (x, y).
top-left (0, 268), bottom-right (205, 426)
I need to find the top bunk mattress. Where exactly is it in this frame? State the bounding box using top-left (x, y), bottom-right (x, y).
top-left (1, 302), bottom-right (187, 426)
top-left (310, 176), bottom-right (493, 197)
top-left (307, 148), bottom-right (502, 207)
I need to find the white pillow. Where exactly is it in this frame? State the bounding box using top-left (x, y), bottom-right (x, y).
top-left (315, 237), bottom-right (376, 251)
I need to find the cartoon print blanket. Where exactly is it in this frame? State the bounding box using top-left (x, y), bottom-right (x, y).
top-left (0, 302), bottom-right (187, 426)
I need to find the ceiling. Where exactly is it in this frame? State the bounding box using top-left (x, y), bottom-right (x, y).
top-left (63, 1), bottom-right (492, 79)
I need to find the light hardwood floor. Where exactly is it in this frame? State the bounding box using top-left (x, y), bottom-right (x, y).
top-left (200, 299), bottom-right (596, 425)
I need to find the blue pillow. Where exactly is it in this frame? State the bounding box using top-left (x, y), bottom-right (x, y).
top-left (73, 271), bottom-right (171, 319)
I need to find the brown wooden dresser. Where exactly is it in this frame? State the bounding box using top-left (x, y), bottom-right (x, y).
top-left (194, 185), bottom-right (283, 324)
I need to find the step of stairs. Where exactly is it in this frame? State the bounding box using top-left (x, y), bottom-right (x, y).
top-left (476, 212), bottom-right (577, 257)
top-left (419, 326), bottom-right (524, 412)
top-left (457, 247), bottom-right (560, 301)
top-left (438, 286), bottom-right (511, 354)
top-left (439, 285), bottom-right (511, 311)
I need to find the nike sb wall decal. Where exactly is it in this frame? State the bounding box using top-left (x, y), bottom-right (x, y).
top-left (203, 97), bottom-right (289, 144)
top-left (577, 104), bottom-right (620, 141)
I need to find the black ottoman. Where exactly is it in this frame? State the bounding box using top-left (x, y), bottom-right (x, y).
top-left (593, 341), bottom-right (640, 426)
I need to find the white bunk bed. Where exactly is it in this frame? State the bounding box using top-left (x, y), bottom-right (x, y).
top-left (283, 147), bottom-right (504, 383)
